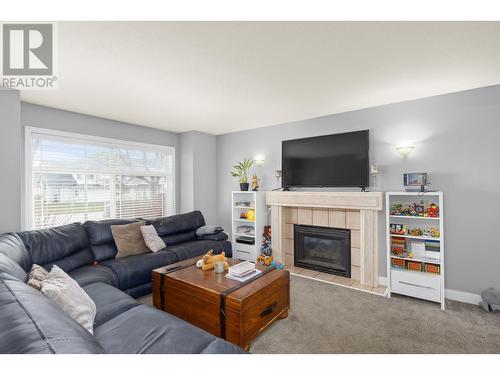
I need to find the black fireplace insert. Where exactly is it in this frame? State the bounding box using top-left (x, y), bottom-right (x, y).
top-left (294, 224), bottom-right (351, 277)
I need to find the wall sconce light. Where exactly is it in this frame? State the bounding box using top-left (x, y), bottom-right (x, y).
top-left (370, 165), bottom-right (380, 176)
top-left (396, 145), bottom-right (415, 158)
top-left (254, 155), bottom-right (265, 166)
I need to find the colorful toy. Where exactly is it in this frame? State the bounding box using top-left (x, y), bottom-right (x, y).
top-left (270, 260), bottom-right (284, 270)
top-left (246, 209), bottom-right (255, 221)
top-left (259, 225), bottom-right (272, 257)
top-left (390, 223), bottom-right (408, 235)
top-left (427, 203), bottom-right (439, 218)
top-left (390, 203), bottom-right (403, 215)
top-left (257, 254), bottom-right (273, 266)
top-left (431, 227), bottom-right (440, 238)
top-left (408, 227), bottom-right (423, 236)
top-left (201, 250), bottom-right (229, 271)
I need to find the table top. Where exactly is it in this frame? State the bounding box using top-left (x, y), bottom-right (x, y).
top-left (153, 257), bottom-right (271, 295)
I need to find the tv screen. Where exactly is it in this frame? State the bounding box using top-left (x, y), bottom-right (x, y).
top-left (282, 130), bottom-right (369, 188)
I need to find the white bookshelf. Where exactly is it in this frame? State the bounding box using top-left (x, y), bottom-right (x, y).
top-left (386, 192), bottom-right (445, 310)
top-left (231, 191), bottom-right (267, 262)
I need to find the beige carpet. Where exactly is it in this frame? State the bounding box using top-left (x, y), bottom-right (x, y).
top-left (250, 275), bottom-right (500, 353)
top-left (138, 275), bottom-right (500, 353)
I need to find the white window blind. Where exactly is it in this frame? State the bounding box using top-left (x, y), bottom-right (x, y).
top-left (27, 129), bottom-right (175, 230)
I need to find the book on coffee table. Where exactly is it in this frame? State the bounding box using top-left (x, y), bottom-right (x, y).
top-left (228, 261), bottom-right (255, 277)
top-left (225, 269), bottom-right (262, 282)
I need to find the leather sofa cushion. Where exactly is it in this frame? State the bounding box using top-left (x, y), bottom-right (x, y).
top-left (18, 223), bottom-right (93, 273)
top-left (149, 211), bottom-right (205, 244)
top-left (94, 304), bottom-right (245, 354)
top-left (83, 219), bottom-right (140, 261)
top-left (0, 273), bottom-right (104, 354)
top-left (68, 264), bottom-right (119, 288)
top-left (197, 232), bottom-right (229, 241)
top-left (123, 282), bottom-right (152, 299)
top-left (166, 239), bottom-right (232, 262)
top-left (83, 282), bottom-right (140, 327)
top-left (160, 231), bottom-right (196, 246)
top-left (101, 250), bottom-right (177, 290)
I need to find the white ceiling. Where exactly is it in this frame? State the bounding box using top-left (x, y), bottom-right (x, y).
top-left (21, 21), bottom-right (500, 135)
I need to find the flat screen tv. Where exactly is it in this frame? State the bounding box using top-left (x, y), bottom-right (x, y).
top-left (282, 130), bottom-right (369, 188)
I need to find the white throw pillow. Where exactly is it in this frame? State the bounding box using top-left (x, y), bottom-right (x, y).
top-left (41, 265), bottom-right (96, 334)
top-left (140, 225), bottom-right (166, 252)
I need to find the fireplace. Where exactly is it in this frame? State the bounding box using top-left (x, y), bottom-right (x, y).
top-left (294, 224), bottom-right (351, 277)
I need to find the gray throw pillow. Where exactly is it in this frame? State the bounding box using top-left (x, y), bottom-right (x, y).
top-left (41, 265), bottom-right (96, 334)
top-left (111, 221), bottom-right (150, 258)
top-left (140, 225), bottom-right (166, 252)
top-left (27, 264), bottom-right (49, 291)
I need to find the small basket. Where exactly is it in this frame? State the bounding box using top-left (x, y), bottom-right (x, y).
top-left (391, 258), bottom-right (406, 269)
top-left (407, 261), bottom-right (423, 272)
top-left (425, 263), bottom-right (440, 274)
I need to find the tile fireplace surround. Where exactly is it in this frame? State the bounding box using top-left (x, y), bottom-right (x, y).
top-left (266, 191), bottom-right (384, 290)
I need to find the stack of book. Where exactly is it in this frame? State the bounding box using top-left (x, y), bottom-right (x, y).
top-left (391, 236), bottom-right (406, 256)
top-left (225, 261), bottom-right (261, 282)
top-left (425, 240), bottom-right (440, 260)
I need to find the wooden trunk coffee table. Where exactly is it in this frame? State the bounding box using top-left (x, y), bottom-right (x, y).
top-left (152, 257), bottom-right (290, 351)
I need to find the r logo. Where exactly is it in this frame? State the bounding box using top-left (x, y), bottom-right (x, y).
top-left (2, 24), bottom-right (53, 76)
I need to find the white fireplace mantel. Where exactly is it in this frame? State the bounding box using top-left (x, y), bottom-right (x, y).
top-left (266, 191), bottom-right (384, 287)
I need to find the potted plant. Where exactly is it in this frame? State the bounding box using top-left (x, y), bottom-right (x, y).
top-left (231, 158), bottom-right (254, 191)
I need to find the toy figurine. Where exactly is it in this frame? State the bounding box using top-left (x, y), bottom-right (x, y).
top-left (422, 228), bottom-right (433, 237)
top-left (257, 254), bottom-right (273, 266)
top-left (251, 174), bottom-right (260, 191)
top-left (409, 227), bottom-right (423, 236)
top-left (201, 250), bottom-right (229, 271)
top-left (431, 227), bottom-right (440, 238)
top-left (391, 203), bottom-right (403, 215)
top-left (260, 225), bottom-right (272, 256)
top-left (427, 203), bottom-right (439, 218)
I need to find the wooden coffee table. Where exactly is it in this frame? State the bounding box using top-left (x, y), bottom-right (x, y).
top-left (152, 257), bottom-right (290, 351)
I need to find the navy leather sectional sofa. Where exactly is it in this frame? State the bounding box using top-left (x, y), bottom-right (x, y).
top-left (0, 211), bottom-right (244, 354)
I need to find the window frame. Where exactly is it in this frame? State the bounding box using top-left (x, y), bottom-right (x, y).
top-left (24, 126), bottom-right (176, 230)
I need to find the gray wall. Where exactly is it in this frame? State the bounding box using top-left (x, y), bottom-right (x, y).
top-left (179, 131), bottom-right (217, 224)
top-left (0, 90), bottom-right (22, 232)
top-left (19, 103), bottom-right (180, 227)
top-left (216, 85), bottom-right (500, 295)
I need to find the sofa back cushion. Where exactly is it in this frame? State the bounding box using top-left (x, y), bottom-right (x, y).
top-left (83, 219), bottom-right (140, 262)
top-left (0, 233), bottom-right (32, 281)
top-left (149, 211), bottom-right (205, 246)
top-left (0, 273), bottom-right (104, 354)
top-left (18, 223), bottom-right (93, 273)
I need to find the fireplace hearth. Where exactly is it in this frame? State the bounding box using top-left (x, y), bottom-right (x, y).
top-left (294, 224), bottom-right (351, 277)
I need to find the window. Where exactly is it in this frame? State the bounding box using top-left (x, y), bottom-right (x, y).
top-left (26, 128), bottom-right (175, 230)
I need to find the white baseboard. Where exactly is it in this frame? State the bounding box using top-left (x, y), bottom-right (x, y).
top-left (445, 289), bottom-right (482, 305)
top-left (378, 276), bottom-right (481, 305)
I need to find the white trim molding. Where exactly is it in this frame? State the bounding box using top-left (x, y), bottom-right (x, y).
top-left (445, 289), bottom-right (482, 305)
